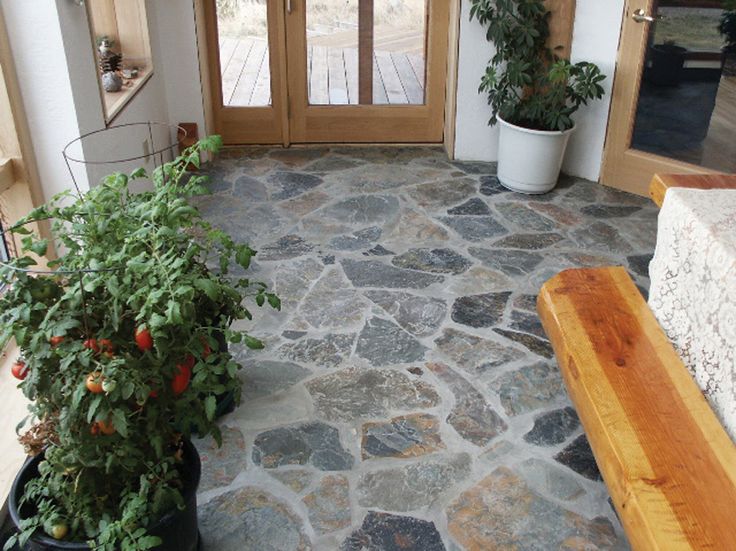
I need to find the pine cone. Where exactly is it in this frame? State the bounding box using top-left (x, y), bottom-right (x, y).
top-left (99, 51), bottom-right (122, 74)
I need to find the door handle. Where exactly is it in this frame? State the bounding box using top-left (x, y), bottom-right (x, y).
top-left (632, 8), bottom-right (655, 23)
top-left (286, 0), bottom-right (293, 14)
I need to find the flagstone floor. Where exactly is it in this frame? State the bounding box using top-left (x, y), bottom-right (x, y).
top-left (192, 146), bottom-right (658, 551)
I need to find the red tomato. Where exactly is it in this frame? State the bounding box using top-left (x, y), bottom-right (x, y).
top-left (171, 357), bottom-right (193, 396)
top-left (50, 336), bottom-right (64, 347)
top-left (83, 338), bottom-right (100, 353)
top-left (86, 372), bottom-right (104, 394)
top-left (135, 327), bottom-right (153, 351)
top-left (11, 360), bottom-right (28, 380)
top-left (98, 339), bottom-right (114, 354)
top-left (91, 419), bottom-right (115, 436)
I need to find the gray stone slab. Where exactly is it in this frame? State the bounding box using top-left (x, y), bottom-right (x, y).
top-left (451, 292), bottom-right (511, 328)
top-left (341, 259), bottom-right (444, 289)
top-left (252, 422), bottom-right (354, 470)
top-left (356, 317), bottom-right (428, 366)
top-left (341, 512), bottom-right (446, 551)
top-left (363, 290), bottom-right (447, 337)
top-left (391, 248), bottom-right (472, 275)
top-left (489, 363), bottom-right (566, 416)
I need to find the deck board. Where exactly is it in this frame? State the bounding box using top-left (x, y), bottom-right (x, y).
top-left (219, 36), bottom-right (424, 107)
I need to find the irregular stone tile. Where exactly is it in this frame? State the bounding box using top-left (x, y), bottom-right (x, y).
top-left (320, 254), bottom-right (335, 265)
top-left (233, 175), bottom-right (268, 200)
top-left (270, 148), bottom-right (327, 167)
top-left (512, 293), bottom-right (538, 312)
top-left (555, 434), bottom-right (602, 481)
top-left (493, 328), bottom-right (554, 359)
top-left (361, 413), bottom-right (445, 459)
top-left (278, 333), bottom-right (355, 368)
top-left (528, 202), bottom-right (583, 226)
top-left (479, 439), bottom-right (516, 462)
top-left (479, 175), bottom-right (510, 196)
top-left (446, 468), bottom-right (620, 550)
top-left (306, 367), bottom-right (441, 422)
top-left (627, 253), bottom-right (653, 278)
top-left (598, 184), bottom-right (650, 206)
top-left (364, 290), bottom-right (446, 337)
top-left (282, 330), bottom-right (307, 340)
top-left (195, 426), bottom-right (247, 492)
top-left (305, 155), bottom-right (360, 172)
top-left (238, 360), bottom-right (312, 400)
top-left (233, 384), bottom-right (313, 431)
top-left (302, 475), bottom-right (351, 535)
top-left (341, 512), bottom-right (446, 551)
top-left (571, 221), bottom-right (633, 254)
top-left (449, 266), bottom-right (513, 295)
top-left (330, 226), bottom-right (382, 251)
top-left (489, 363), bottom-right (566, 416)
top-left (407, 178), bottom-right (476, 209)
top-left (317, 195), bottom-right (400, 225)
top-left (342, 164), bottom-right (430, 193)
top-left (252, 422), bottom-right (354, 471)
top-left (509, 310), bottom-right (547, 339)
top-left (451, 160), bottom-right (497, 175)
top-left (564, 181), bottom-right (599, 203)
top-left (391, 248), bottom-right (472, 275)
top-left (198, 487), bottom-right (311, 551)
top-left (469, 247), bottom-right (544, 277)
top-left (427, 363), bottom-right (508, 446)
top-left (278, 190), bottom-right (331, 217)
top-left (258, 235), bottom-right (315, 261)
top-left (272, 258), bottom-right (324, 308)
top-left (447, 198), bottom-right (491, 215)
top-left (357, 453), bottom-right (471, 511)
top-left (300, 267), bottom-right (369, 329)
top-left (438, 216), bottom-right (508, 242)
top-left (581, 204), bottom-right (642, 218)
top-left (495, 202), bottom-right (558, 232)
top-left (434, 328), bottom-right (525, 379)
top-left (517, 458), bottom-right (586, 501)
top-left (451, 292), bottom-right (511, 328)
top-left (355, 317), bottom-right (428, 366)
top-left (269, 469), bottom-right (314, 494)
top-left (364, 244), bottom-right (395, 256)
top-left (387, 208), bottom-right (450, 243)
top-left (524, 407), bottom-right (580, 446)
top-left (341, 259), bottom-right (444, 289)
top-left (491, 232), bottom-right (565, 250)
top-left (268, 171), bottom-right (323, 200)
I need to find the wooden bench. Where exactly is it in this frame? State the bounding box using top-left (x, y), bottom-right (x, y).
top-left (649, 173), bottom-right (736, 208)
top-left (538, 267), bottom-right (736, 550)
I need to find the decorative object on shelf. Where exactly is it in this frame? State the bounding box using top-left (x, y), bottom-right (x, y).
top-left (101, 70), bottom-right (123, 93)
top-left (0, 126), bottom-right (281, 550)
top-left (122, 68), bottom-right (139, 79)
top-left (470, 0), bottom-right (606, 194)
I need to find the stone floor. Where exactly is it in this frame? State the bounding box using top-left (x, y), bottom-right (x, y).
top-left (191, 146), bottom-right (659, 551)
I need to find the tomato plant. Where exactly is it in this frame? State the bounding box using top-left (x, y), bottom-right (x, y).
top-left (11, 360), bottom-right (28, 380)
top-left (0, 136), bottom-right (280, 551)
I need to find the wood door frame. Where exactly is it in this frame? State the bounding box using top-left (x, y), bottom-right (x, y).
top-left (201, 0), bottom-right (289, 145)
top-left (197, 0), bottom-right (460, 147)
top-left (285, 0), bottom-right (451, 144)
top-left (600, 0), bottom-right (719, 196)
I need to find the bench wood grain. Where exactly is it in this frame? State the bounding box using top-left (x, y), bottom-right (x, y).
top-left (649, 173), bottom-right (736, 207)
top-left (538, 267), bottom-right (736, 550)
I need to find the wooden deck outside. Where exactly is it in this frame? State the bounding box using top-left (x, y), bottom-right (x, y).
top-left (219, 28), bottom-right (425, 107)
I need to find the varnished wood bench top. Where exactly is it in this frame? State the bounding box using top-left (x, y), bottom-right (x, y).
top-left (538, 267), bottom-right (736, 550)
top-left (649, 173), bottom-right (736, 207)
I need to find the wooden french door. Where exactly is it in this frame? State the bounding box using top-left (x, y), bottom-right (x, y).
top-left (601, 0), bottom-right (734, 196)
top-left (204, 0), bottom-right (450, 145)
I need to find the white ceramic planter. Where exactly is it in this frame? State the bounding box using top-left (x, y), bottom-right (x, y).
top-left (497, 116), bottom-right (576, 194)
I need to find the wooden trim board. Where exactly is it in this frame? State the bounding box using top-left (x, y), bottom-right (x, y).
top-left (649, 172), bottom-right (736, 207)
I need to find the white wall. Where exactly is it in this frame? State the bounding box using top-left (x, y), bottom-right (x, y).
top-left (453, 0), bottom-right (626, 182)
top-left (3, 0), bottom-right (206, 201)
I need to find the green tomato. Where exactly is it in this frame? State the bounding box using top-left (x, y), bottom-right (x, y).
top-left (102, 379), bottom-right (117, 393)
top-left (49, 523), bottom-right (68, 540)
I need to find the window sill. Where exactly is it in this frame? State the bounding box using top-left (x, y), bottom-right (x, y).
top-left (102, 68), bottom-right (153, 125)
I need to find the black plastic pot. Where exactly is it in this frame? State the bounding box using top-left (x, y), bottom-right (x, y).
top-left (8, 441), bottom-right (201, 551)
top-left (647, 43), bottom-right (687, 86)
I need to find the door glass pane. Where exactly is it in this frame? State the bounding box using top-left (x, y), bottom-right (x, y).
top-left (630, 1), bottom-right (736, 172)
top-left (305, 0), bottom-right (426, 105)
top-left (215, 0), bottom-right (271, 107)
top-left (373, 0), bottom-right (426, 105)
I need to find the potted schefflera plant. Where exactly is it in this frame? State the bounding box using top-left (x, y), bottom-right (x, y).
top-left (470, 0), bottom-right (606, 194)
top-left (0, 136), bottom-right (280, 551)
